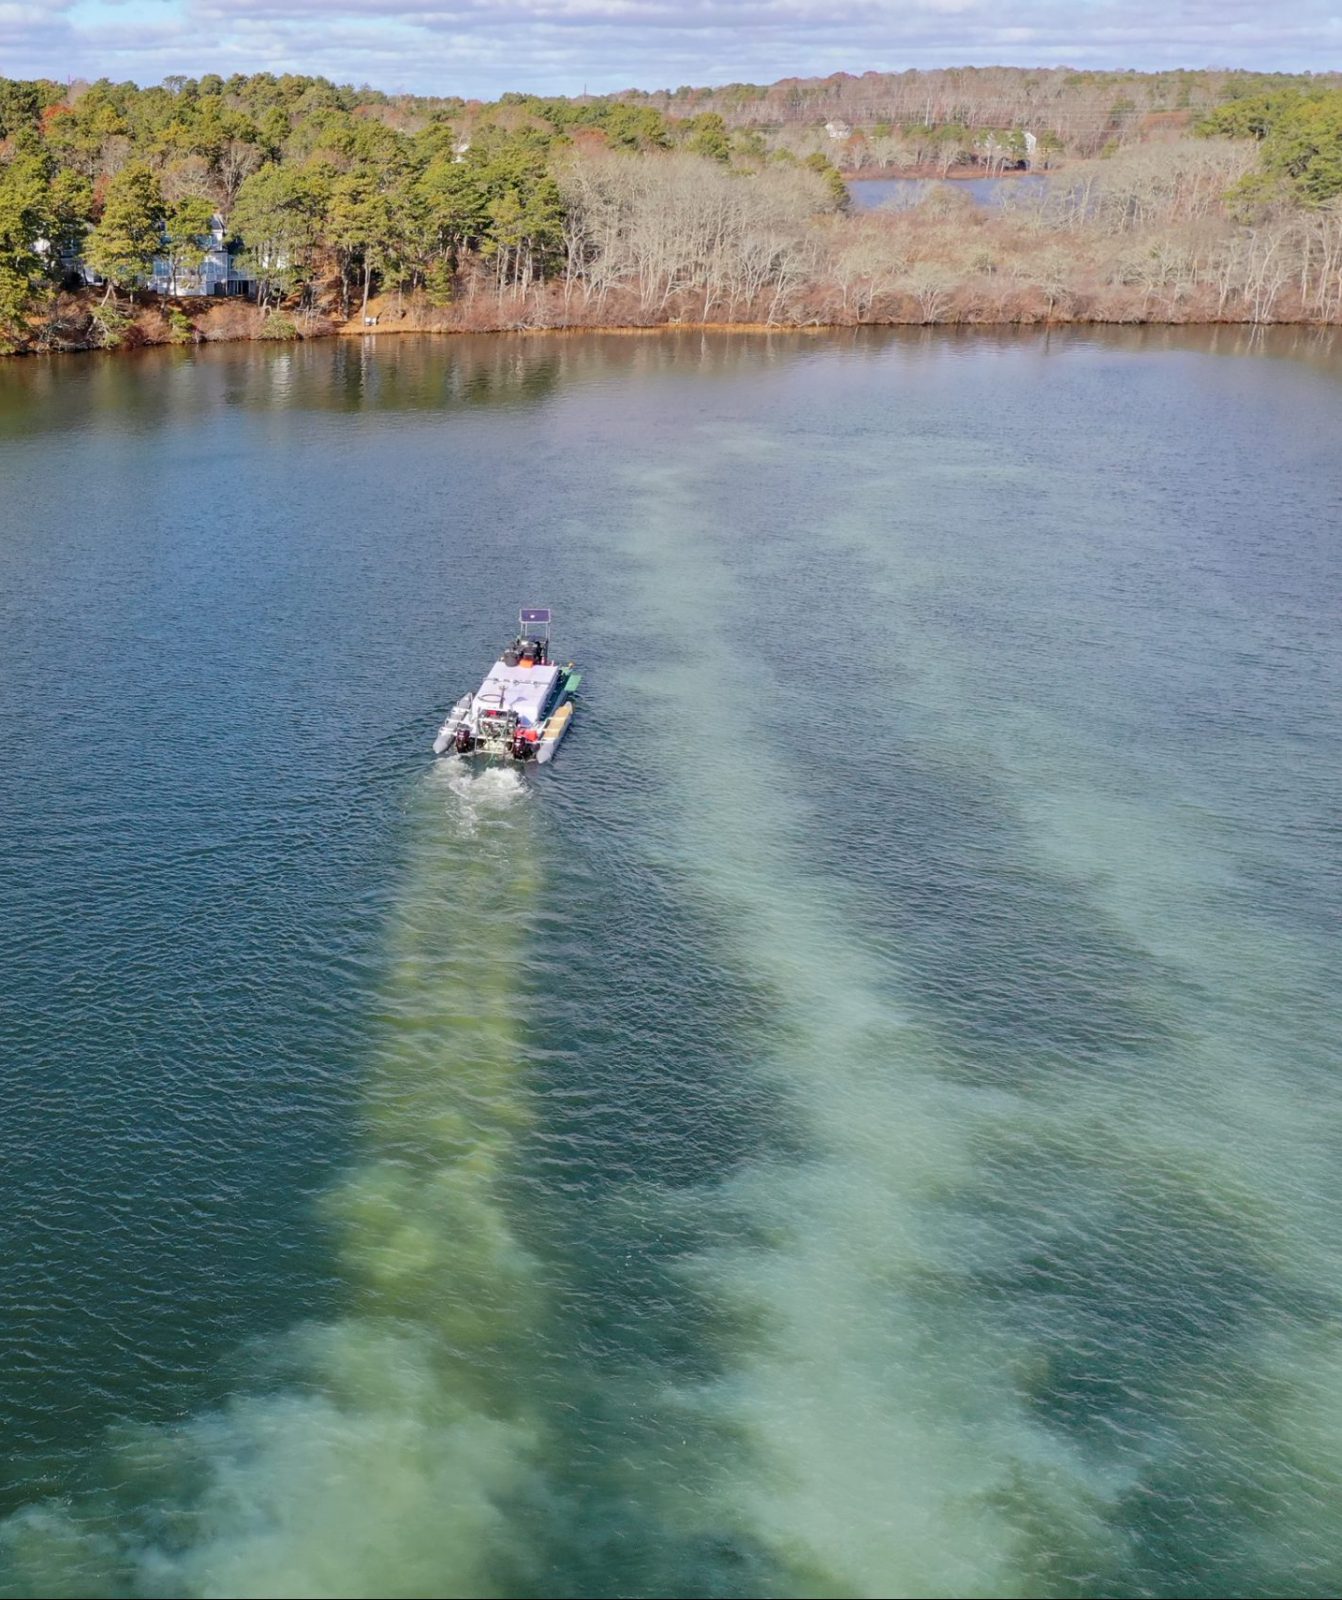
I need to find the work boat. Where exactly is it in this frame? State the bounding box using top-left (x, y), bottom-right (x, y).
top-left (433, 608), bottom-right (580, 764)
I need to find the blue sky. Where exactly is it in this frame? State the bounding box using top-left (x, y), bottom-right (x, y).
top-left (4, 1), bottom-right (1339, 97)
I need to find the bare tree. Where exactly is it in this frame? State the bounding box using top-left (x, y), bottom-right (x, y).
top-left (217, 140), bottom-right (262, 210)
top-left (904, 263), bottom-right (956, 322)
top-left (557, 151), bottom-right (832, 321)
top-left (830, 227), bottom-right (905, 318)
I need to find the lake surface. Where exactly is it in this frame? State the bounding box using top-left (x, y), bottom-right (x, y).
top-left (1, 326), bottom-right (1340, 1599)
top-left (848, 174), bottom-right (1047, 209)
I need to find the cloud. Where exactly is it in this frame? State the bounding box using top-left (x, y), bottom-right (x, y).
top-left (7, 0), bottom-right (1341, 97)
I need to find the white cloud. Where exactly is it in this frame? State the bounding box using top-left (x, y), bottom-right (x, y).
top-left (6, 0), bottom-right (1340, 96)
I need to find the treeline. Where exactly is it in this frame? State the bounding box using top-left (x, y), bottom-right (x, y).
top-left (676, 70), bottom-right (1342, 183)
top-left (817, 139), bottom-right (1342, 328)
top-left (622, 67), bottom-right (1342, 157)
top-left (1, 70), bottom-right (1341, 353)
top-left (555, 131), bottom-right (1342, 330)
top-left (1202, 89), bottom-right (1342, 205)
top-left (0, 72), bottom-right (850, 347)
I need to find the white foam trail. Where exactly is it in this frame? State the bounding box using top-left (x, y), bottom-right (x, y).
top-left (593, 463), bottom-right (1124, 1597)
top-left (1, 764), bottom-right (546, 1599)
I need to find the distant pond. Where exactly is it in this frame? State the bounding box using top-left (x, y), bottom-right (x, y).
top-left (847, 174), bottom-right (1048, 209)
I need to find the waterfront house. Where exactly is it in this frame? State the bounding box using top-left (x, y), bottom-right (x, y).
top-left (33, 236), bottom-right (103, 288)
top-left (148, 214), bottom-right (254, 298)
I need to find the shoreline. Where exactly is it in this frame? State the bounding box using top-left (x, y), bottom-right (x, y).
top-left (6, 306), bottom-right (1341, 362)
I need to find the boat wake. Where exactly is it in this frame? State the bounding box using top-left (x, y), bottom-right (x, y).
top-left (577, 458), bottom-right (1125, 1598)
top-left (428, 756), bottom-right (527, 834)
top-left (1, 767), bottom-right (545, 1599)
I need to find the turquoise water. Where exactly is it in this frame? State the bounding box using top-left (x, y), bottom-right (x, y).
top-left (1, 328), bottom-right (1339, 1598)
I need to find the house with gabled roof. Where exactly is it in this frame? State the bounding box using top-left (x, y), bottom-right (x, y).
top-left (147, 213), bottom-right (254, 298)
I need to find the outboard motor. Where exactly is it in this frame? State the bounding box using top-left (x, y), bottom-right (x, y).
top-left (454, 725), bottom-right (474, 754)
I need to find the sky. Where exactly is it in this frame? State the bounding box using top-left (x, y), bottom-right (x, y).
top-left (2, 0), bottom-right (1339, 99)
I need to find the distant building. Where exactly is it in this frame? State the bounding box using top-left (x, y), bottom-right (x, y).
top-left (148, 214), bottom-right (254, 298)
top-left (824, 120), bottom-right (853, 141)
top-left (30, 214), bottom-right (255, 296)
top-left (33, 236), bottom-right (102, 288)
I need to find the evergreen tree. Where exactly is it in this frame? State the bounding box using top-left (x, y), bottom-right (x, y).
top-left (0, 153), bottom-right (48, 345)
top-left (84, 165), bottom-right (165, 294)
top-left (45, 170), bottom-right (93, 263)
top-left (231, 162), bottom-right (325, 305)
top-left (804, 152), bottom-right (849, 208)
top-left (1264, 93), bottom-right (1342, 203)
top-left (685, 113), bottom-right (731, 163)
top-left (1203, 88), bottom-right (1342, 205)
top-left (164, 195), bottom-right (216, 293)
top-left (327, 166), bottom-right (396, 315)
top-left (416, 156), bottom-right (487, 263)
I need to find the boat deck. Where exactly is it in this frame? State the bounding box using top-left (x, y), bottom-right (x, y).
top-left (473, 660), bottom-right (560, 728)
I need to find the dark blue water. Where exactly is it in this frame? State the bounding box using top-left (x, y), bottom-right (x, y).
top-left (1, 328), bottom-right (1340, 1598)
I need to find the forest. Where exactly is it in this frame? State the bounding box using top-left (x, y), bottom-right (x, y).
top-left (0, 67), bottom-right (1340, 352)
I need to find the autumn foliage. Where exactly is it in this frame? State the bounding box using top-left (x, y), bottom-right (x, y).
top-left (1, 69), bottom-right (1341, 353)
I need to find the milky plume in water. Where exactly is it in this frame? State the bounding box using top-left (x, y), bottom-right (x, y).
top-left (590, 419), bottom-right (1342, 1595)
top-left (589, 459), bottom-right (1127, 1597)
top-left (1, 764), bottom-right (545, 1598)
top-left (780, 429), bottom-right (1342, 1595)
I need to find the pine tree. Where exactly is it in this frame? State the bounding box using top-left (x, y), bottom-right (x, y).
top-left (84, 165), bottom-right (165, 295)
top-left (0, 153), bottom-right (48, 347)
top-left (164, 195), bottom-right (216, 293)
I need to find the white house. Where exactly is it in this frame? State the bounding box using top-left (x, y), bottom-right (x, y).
top-left (33, 235), bottom-right (103, 287)
top-left (824, 120), bottom-right (853, 141)
top-left (148, 214), bottom-right (254, 297)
